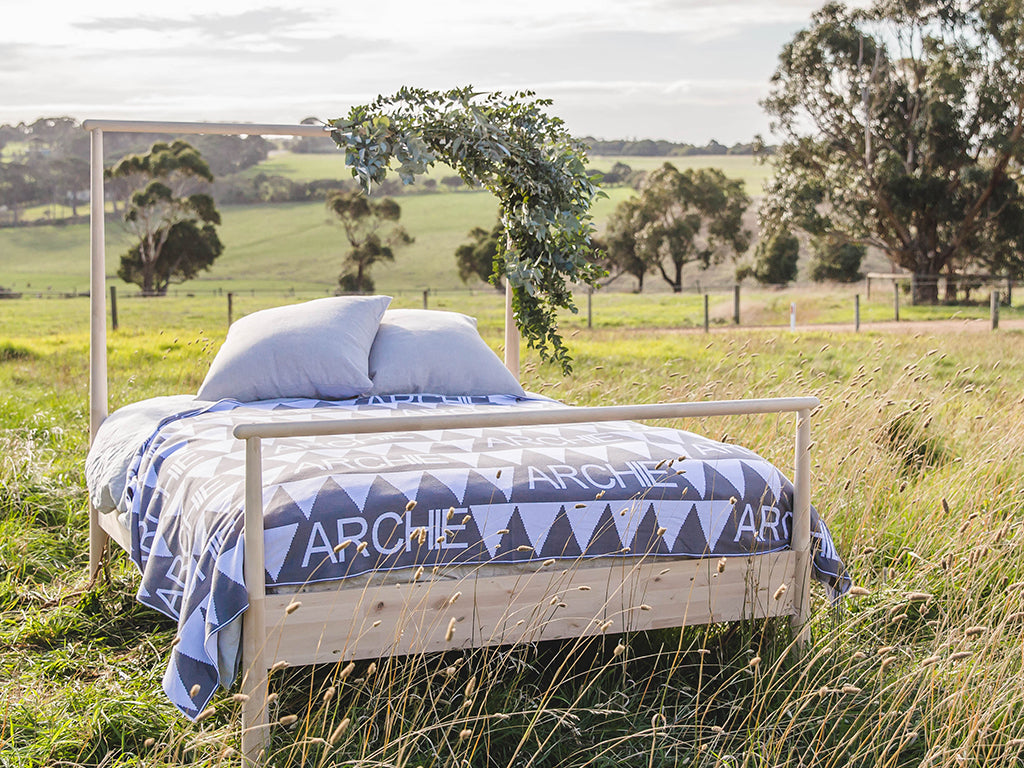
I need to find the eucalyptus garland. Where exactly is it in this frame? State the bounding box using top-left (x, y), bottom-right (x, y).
top-left (327, 87), bottom-right (604, 374)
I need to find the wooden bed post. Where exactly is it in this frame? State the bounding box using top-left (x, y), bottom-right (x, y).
top-left (88, 126), bottom-right (109, 581)
top-left (504, 281), bottom-right (520, 378)
top-left (241, 436), bottom-right (270, 764)
top-left (790, 407), bottom-right (813, 647)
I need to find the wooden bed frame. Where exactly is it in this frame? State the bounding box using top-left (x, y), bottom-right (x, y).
top-left (83, 119), bottom-right (818, 764)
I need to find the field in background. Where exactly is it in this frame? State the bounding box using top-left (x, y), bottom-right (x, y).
top-left (0, 187), bottom-right (639, 295)
top-left (3, 284), bottom-right (1021, 343)
top-left (3, 292), bottom-right (1024, 766)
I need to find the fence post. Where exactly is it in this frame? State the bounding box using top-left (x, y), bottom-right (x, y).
top-left (1007, 278), bottom-right (1013, 307)
top-left (227, 292), bottom-right (234, 327)
top-left (854, 294), bottom-right (860, 332)
top-left (587, 286), bottom-right (593, 330)
top-left (893, 283), bottom-right (900, 322)
top-left (423, 289), bottom-right (429, 310)
top-left (866, 276), bottom-right (871, 302)
top-left (991, 290), bottom-right (1000, 330)
top-left (733, 284), bottom-right (740, 325)
top-left (790, 302), bottom-right (796, 332)
top-left (109, 285), bottom-right (118, 331)
top-left (703, 293), bottom-right (710, 333)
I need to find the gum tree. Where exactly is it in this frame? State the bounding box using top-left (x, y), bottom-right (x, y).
top-left (604, 163), bottom-right (750, 293)
top-left (326, 190), bottom-right (412, 293)
top-left (110, 140), bottom-right (222, 295)
top-left (762, 0), bottom-right (1024, 303)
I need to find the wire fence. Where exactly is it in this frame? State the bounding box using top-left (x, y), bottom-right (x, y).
top-left (6, 280), bottom-right (1015, 334)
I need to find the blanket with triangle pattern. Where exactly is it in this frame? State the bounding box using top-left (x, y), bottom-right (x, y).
top-left (120, 393), bottom-right (849, 719)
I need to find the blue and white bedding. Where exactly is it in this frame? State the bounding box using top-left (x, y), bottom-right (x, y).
top-left (91, 393), bottom-right (849, 719)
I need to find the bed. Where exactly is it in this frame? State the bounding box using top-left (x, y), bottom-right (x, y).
top-left (81, 120), bottom-right (849, 764)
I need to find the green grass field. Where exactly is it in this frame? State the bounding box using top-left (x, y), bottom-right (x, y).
top-left (0, 188), bottom-right (641, 295)
top-left (3, 293), bottom-right (1024, 766)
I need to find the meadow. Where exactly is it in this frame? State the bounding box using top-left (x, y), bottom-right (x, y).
top-left (0, 150), bottom-right (766, 294)
top-left (3, 290), bottom-right (1024, 767)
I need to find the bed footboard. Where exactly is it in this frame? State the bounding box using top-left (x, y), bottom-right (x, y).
top-left (234, 397), bottom-right (817, 763)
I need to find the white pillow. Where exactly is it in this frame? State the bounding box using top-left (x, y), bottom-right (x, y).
top-left (197, 295), bottom-right (391, 402)
top-left (369, 309), bottom-right (525, 396)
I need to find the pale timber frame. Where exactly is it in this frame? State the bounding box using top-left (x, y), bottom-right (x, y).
top-left (83, 119), bottom-right (817, 764)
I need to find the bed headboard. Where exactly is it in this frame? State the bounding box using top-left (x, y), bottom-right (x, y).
top-left (82, 119), bottom-right (522, 442)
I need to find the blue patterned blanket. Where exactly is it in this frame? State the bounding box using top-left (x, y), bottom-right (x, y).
top-left (118, 394), bottom-right (849, 718)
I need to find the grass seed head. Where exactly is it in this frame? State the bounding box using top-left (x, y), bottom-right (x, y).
top-left (717, 557), bottom-right (727, 573)
top-left (231, 693), bottom-right (250, 702)
top-left (340, 661), bottom-right (356, 680)
top-left (195, 706), bottom-right (216, 722)
top-left (613, 642), bottom-right (626, 657)
top-left (279, 714), bottom-right (298, 727)
top-left (748, 655), bottom-right (761, 668)
top-left (459, 728), bottom-right (472, 742)
top-left (848, 585), bottom-right (870, 597)
top-left (949, 651), bottom-right (973, 661)
top-left (323, 686), bottom-right (335, 704)
top-left (922, 655), bottom-right (941, 666)
top-left (841, 684), bottom-right (862, 695)
top-left (266, 693), bottom-right (278, 705)
top-left (189, 683), bottom-right (201, 698)
top-left (270, 660), bottom-right (289, 674)
top-left (334, 540), bottom-right (350, 553)
top-left (328, 717), bottom-right (351, 745)
top-left (773, 583), bottom-right (788, 600)
top-left (965, 626), bottom-right (986, 637)
top-left (446, 617), bottom-right (457, 642)
top-left (405, 500), bottom-right (417, 512)
top-left (356, 541), bottom-right (368, 553)
top-left (285, 600), bottom-right (301, 614)
top-left (144, 738), bottom-right (156, 749)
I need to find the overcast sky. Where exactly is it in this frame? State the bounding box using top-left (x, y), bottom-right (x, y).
top-left (2, 1), bottom-right (840, 144)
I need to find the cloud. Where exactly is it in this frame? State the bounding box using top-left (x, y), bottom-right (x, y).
top-left (73, 7), bottom-right (318, 37)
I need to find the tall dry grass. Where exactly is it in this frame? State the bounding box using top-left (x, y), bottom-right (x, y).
top-left (2, 312), bottom-right (1023, 766)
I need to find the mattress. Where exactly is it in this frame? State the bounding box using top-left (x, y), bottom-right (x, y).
top-left (87, 393), bottom-right (849, 719)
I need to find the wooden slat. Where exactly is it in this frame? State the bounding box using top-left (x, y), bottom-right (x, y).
top-left (257, 552), bottom-right (796, 667)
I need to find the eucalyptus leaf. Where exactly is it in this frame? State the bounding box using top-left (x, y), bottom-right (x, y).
top-left (326, 87), bottom-right (604, 372)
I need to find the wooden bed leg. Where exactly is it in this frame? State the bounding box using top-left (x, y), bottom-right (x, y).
top-left (88, 501), bottom-right (109, 584)
top-left (790, 407), bottom-right (813, 649)
top-left (241, 436), bottom-right (270, 765)
top-left (240, 665), bottom-right (270, 766)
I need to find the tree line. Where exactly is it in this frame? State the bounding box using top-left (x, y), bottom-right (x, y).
top-left (0, 117), bottom-right (272, 225)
